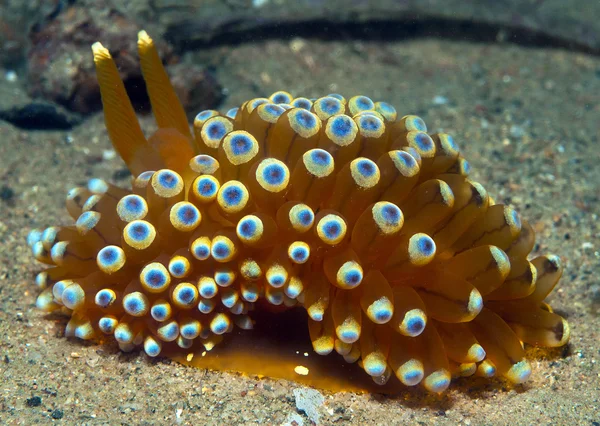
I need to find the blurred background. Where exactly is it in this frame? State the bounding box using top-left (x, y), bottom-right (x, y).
top-left (1, 0), bottom-right (599, 130)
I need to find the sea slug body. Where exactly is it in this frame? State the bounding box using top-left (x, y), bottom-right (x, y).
top-left (27, 31), bottom-right (570, 393)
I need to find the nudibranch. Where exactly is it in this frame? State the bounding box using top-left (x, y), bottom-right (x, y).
top-left (27, 31), bottom-right (570, 393)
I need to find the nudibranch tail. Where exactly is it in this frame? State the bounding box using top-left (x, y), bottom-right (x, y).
top-left (28, 31), bottom-right (570, 394)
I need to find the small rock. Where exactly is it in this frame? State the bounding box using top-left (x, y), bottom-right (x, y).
top-left (509, 124), bottom-right (526, 138)
top-left (26, 396), bottom-right (42, 407)
top-left (293, 388), bottom-right (324, 424)
top-left (589, 285), bottom-right (600, 304)
top-left (0, 186), bottom-right (15, 202)
top-left (0, 102), bottom-right (81, 130)
top-left (284, 412), bottom-right (304, 426)
top-left (102, 150), bottom-right (116, 161)
top-left (433, 95), bottom-right (449, 105)
top-left (582, 242), bottom-right (594, 250)
top-left (5, 71), bottom-right (17, 82)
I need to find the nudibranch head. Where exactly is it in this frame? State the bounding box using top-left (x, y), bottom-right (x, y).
top-left (27, 30), bottom-right (570, 394)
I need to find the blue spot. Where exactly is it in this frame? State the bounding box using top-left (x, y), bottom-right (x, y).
top-left (125, 296), bottom-right (144, 314)
top-left (223, 186), bottom-right (242, 205)
top-left (262, 163), bottom-right (286, 185)
top-left (230, 134), bottom-right (253, 156)
top-left (294, 110), bottom-right (316, 129)
top-left (343, 270), bottom-right (362, 286)
top-left (41, 228), bottom-right (57, 245)
top-left (311, 312), bottom-right (324, 322)
top-left (98, 317), bottom-right (116, 333)
top-left (297, 209), bottom-right (314, 226)
top-left (77, 211), bottom-right (98, 228)
top-left (200, 284), bottom-right (216, 298)
top-left (52, 281), bottom-right (67, 299)
top-left (123, 196), bottom-right (144, 214)
top-left (359, 116), bottom-right (380, 131)
top-left (88, 178), bottom-right (108, 194)
top-left (462, 160), bottom-right (472, 175)
top-left (356, 159), bottom-right (376, 177)
top-left (380, 204), bottom-right (400, 224)
top-left (510, 209), bottom-right (522, 229)
top-left (180, 323), bottom-right (198, 339)
top-left (322, 221), bottom-right (341, 239)
top-left (138, 171), bottom-right (154, 181)
top-left (330, 116), bottom-right (353, 137)
top-left (374, 309), bottom-right (392, 323)
top-left (310, 149), bottom-right (331, 166)
top-left (264, 104), bottom-right (285, 117)
top-left (198, 299), bottom-right (214, 313)
top-left (355, 96), bottom-right (374, 110)
top-left (365, 363), bottom-right (386, 377)
top-left (27, 229), bottom-right (42, 247)
top-left (128, 223), bottom-right (150, 241)
top-left (318, 98), bottom-right (341, 114)
top-left (267, 291), bottom-right (284, 304)
top-left (170, 261), bottom-right (185, 276)
top-left (206, 121), bottom-right (227, 139)
top-left (212, 242), bottom-right (230, 259)
top-left (62, 288), bottom-right (78, 306)
top-left (395, 151), bottom-right (417, 169)
top-left (292, 98), bottom-right (312, 110)
top-left (177, 205), bottom-right (198, 225)
top-left (145, 340), bottom-right (160, 356)
top-left (177, 287), bottom-right (196, 304)
top-left (272, 93), bottom-right (289, 104)
top-left (415, 133), bottom-right (433, 151)
top-left (238, 218), bottom-right (257, 238)
top-left (327, 93), bottom-right (344, 101)
top-left (413, 117), bottom-right (427, 131)
top-left (196, 110), bottom-right (214, 121)
top-left (212, 319), bottom-right (228, 334)
top-left (430, 375), bottom-right (450, 391)
top-left (114, 327), bottom-right (132, 343)
top-left (285, 287), bottom-right (300, 298)
top-left (340, 329), bottom-right (359, 342)
top-left (158, 171), bottom-right (178, 189)
top-left (404, 369), bottom-right (422, 383)
top-left (197, 178), bottom-right (217, 197)
top-left (445, 134), bottom-right (458, 151)
top-left (377, 102), bottom-right (395, 114)
top-left (269, 274), bottom-right (285, 287)
top-left (242, 289), bottom-right (258, 302)
top-left (291, 247), bottom-right (308, 262)
top-left (159, 322), bottom-right (179, 340)
top-left (151, 305), bottom-right (168, 321)
top-left (194, 245), bottom-right (210, 259)
top-left (251, 99), bottom-right (268, 108)
top-left (195, 155), bottom-right (215, 167)
top-left (406, 316), bottom-right (425, 334)
top-left (98, 247), bottom-right (118, 265)
top-left (215, 272), bottom-right (233, 287)
top-left (145, 269), bottom-right (167, 288)
top-left (225, 108), bottom-right (238, 119)
top-left (222, 293), bottom-right (236, 308)
top-left (418, 236), bottom-right (435, 255)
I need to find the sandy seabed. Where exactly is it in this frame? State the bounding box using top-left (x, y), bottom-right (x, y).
top-left (0, 38), bottom-right (599, 425)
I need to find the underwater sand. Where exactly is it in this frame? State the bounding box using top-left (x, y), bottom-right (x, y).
top-left (1, 38), bottom-right (599, 424)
